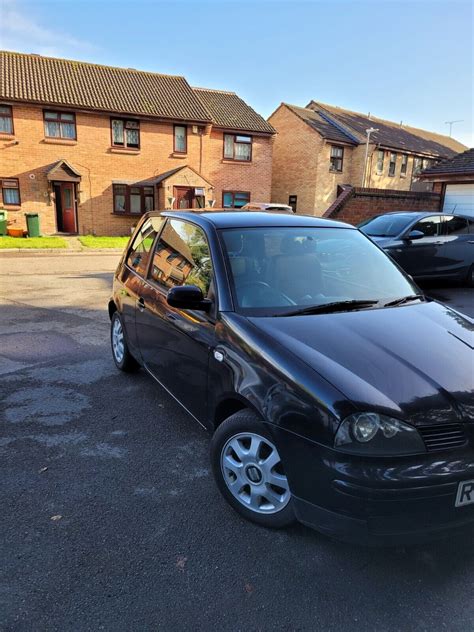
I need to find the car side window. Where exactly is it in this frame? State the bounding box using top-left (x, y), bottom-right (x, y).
top-left (412, 215), bottom-right (444, 237)
top-left (444, 215), bottom-right (469, 235)
top-left (149, 219), bottom-right (213, 296)
top-left (126, 217), bottom-right (163, 277)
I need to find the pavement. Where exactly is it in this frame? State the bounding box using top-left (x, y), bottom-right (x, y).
top-left (1, 252), bottom-right (473, 632)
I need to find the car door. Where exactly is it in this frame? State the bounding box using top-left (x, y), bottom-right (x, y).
top-left (116, 216), bottom-right (164, 355)
top-left (393, 215), bottom-right (446, 278)
top-left (135, 218), bottom-right (217, 423)
top-left (441, 215), bottom-right (474, 279)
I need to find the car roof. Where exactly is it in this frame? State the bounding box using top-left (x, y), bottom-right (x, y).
top-left (368, 211), bottom-right (468, 220)
top-left (150, 210), bottom-right (353, 229)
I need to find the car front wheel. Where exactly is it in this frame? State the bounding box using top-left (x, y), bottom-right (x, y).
top-left (110, 311), bottom-right (139, 372)
top-left (211, 410), bottom-right (295, 528)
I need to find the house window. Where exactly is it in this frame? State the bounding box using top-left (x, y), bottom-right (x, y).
top-left (1, 178), bottom-right (20, 205)
top-left (376, 149), bottom-right (384, 174)
top-left (400, 154), bottom-right (408, 176)
top-left (388, 152), bottom-right (397, 176)
top-left (174, 125), bottom-right (187, 153)
top-left (0, 105), bottom-right (13, 134)
top-left (111, 118), bottom-right (140, 149)
top-left (44, 111), bottom-right (76, 139)
top-left (288, 195), bottom-right (297, 212)
top-left (413, 157), bottom-right (423, 176)
top-left (329, 146), bottom-right (344, 172)
top-left (113, 184), bottom-right (154, 214)
top-left (222, 191), bottom-right (250, 208)
top-left (422, 158), bottom-right (432, 171)
top-left (223, 134), bottom-right (252, 161)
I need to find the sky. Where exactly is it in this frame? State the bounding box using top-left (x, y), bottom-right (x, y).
top-left (1, 0), bottom-right (472, 146)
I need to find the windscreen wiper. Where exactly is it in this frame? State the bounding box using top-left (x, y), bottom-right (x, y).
top-left (277, 299), bottom-right (379, 317)
top-left (384, 294), bottom-right (425, 307)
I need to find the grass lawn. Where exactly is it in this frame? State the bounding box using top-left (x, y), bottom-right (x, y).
top-left (0, 236), bottom-right (67, 249)
top-left (79, 235), bottom-right (130, 249)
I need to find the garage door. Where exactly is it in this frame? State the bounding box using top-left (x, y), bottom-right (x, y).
top-left (443, 183), bottom-right (474, 217)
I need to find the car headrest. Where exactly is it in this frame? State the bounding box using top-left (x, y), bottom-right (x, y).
top-left (225, 231), bottom-right (243, 254)
top-left (280, 236), bottom-right (303, 255)
top-left (229, 257), bottom-right (248, 278)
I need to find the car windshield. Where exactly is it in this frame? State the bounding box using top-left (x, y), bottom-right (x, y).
top-left (360, 214), bottom-right (414, 237)
top-left (220, 226), bottom-right (418, 316)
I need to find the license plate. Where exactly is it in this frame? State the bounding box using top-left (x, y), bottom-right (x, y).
top-left (456, 480), bottom-right (474, 507)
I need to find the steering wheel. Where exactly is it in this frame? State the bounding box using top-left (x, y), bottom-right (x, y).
top-left (237, 281), bottom-right (294, 307)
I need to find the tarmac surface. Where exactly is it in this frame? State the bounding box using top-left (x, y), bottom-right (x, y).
top-left (1, 251), bottom-right (473, 632)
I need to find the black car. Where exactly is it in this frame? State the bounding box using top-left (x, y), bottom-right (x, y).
top-left (360, 211), bottom-right (474, 286)
top-left (109, 211), bottom-right (474, 545)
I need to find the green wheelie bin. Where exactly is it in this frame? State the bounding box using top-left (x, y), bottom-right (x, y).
top-left (25, 212), bottom-right (41, 237)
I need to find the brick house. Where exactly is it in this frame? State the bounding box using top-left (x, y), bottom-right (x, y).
top-left (418, 148), bottom-right (474, 217)
top-left (0, 51), bottom-right (274, 235)
top-left (268, 101), bottom-right (466, 215)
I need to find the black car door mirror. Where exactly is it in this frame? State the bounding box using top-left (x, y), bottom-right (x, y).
top-left (166, 285), bottom-right (212, 312)
top-left (404, 230), bottom-right (425, 241)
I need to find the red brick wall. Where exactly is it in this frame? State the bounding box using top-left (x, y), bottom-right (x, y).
top-left (324, 186), bottom-right (441, 225)
top-left (0, 103), bottom-right (273, 235)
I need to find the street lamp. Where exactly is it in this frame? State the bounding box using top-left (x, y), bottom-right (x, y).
top-left (362, 127), bottom-right (379, 187)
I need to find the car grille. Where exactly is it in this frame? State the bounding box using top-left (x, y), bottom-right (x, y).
top-left (419, 423), bottom-right (468, 453)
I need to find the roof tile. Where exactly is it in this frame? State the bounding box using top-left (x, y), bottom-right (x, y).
top-left (420, 147), bottom-right (474, 177)
top-left (193, 87), bottom-right (275, 134)
top-left (0, 51), bottom-right (211, 121)
top-left (283, 104), bottom-right (358, 145)
top-left (307, 100), bottom-right (466, 158)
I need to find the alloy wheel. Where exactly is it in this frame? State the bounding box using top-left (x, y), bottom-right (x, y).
top-left (112, 317), bottom-right (125, 363)
top-left (220, 432), bottom-right (290, 514)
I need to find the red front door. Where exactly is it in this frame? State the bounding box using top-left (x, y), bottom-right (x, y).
top-left (60, 183), bottom-right (77, 233)
top-left (174, 187), bottom-right (195, 209)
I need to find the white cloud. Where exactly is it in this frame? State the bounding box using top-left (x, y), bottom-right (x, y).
top-left (0, 0), bottom-right (98, 58)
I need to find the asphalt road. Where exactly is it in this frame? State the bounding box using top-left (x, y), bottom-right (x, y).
top-left (1, 252), bottom-right (473, 632)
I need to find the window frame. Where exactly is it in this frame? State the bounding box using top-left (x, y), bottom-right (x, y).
top-left (0, 104), bottom-right (14, 135)
top-left (413, 157), bottom-right (423, 176)
top-left (43, 110), bottom-right (77, 140)
top-left (388, 152), bottom-right (397, 177)
top-left (222, 190), bottom-right (251, 208)
top-left (113, 184), bottom-right (154, 215)
top-left (173, 124), bottom-right (187, 154)
top-left (443, 214), bottom-right (470, 236)
top-left (147, 218), bottom-right (216, 304)
top-left (329, 145), bottom-right (344, 173)
top-left (110, 117), bottom-right (141, 149)
top-left (125, 217), bottom-right (164, 278)
top-left (411, 215), bottom-right (445, 238)
top-left (1, 177), bottom-right (21, 206)
top-left (376, 149), bottom-right (385, 175)
top-left (400, 154), bottom-right (408, 177)
top-left (223, 133), bottom-right (253, 162)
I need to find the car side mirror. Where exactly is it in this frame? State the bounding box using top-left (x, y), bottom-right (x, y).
top-left (404, 230), bottom-right (424, 241)
top-left (166, 285), bottom-right (212, 312)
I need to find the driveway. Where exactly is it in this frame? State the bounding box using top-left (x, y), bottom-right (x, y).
top-left (1, 252), bottom-right (473, 632)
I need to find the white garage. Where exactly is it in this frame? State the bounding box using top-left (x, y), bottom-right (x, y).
top-left (443, 183), bottom-right (474, 217)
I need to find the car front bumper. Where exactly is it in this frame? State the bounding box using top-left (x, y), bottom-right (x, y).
top-left (270, 425), bottom-right (474, 546)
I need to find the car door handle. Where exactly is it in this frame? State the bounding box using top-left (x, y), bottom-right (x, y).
top-left (468, 241), bottom-right (474, 244)
top-left (137, 297), bottom-right (146, 312)
top-left (166, 312), bottom-right (178, 321)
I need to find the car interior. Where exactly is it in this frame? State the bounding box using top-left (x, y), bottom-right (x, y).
top-left (221, 227), bottom-right (415, 311)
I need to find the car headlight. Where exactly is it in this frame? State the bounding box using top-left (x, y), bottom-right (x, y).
top-left (334, 412), bottom-right (426, 456)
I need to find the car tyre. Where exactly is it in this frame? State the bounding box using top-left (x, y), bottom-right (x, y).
top-left (110, 311), bottom-right (139, 372)
top-left (211, 410), bottom-right (296, 529)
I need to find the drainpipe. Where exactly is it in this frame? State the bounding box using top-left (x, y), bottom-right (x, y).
top-left (362, 128), bottom-right (379, 187)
